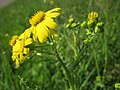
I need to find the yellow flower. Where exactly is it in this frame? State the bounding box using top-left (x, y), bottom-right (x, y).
top-left (12, 39), bottom-right (32, 68)
top-left (29, 8), bottom-right (61, 43)
top-left (11, 28), bottom-right (33, 68)
top-left (9, 35), bottom-right (19, 46)
top-left (88, 12), bottom-right (98, 20)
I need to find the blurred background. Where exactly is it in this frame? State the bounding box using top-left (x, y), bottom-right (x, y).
top-left (0, 0), bottom-right (120, 90)
top-left (0, 0), bottom-right (13, 7)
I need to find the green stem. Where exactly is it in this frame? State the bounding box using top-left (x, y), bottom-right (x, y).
top-left (70, 45), bottom-right (86, 71)
top-left (93, 48), bottom-right (100, 76)
top-left (93, 41), bottom-right (100, 76)
top-left (50, 37), bottom-right (75, 90)
top-left (80, 68), bottom-right (95, 90)
top-left (64, 35), bottom-right (77, 61)
top-left (103, 0), bottom-right (108, 76)
top-left (73, 32), bottom-right (77, 61)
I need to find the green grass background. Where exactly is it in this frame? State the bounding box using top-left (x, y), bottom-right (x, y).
top-left (0, 0), bottom-right (120, 90)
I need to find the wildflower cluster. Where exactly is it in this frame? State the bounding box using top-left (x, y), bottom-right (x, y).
top-left (9, 8), bottom-right (61, 68)
top-left (64, 12), bottom-right (104, 89)
top-left (81, 12), bottom-right (104, 43)
top-left (66, 18), bottom-right (80, 30)
top-left (9, 9), bottom-right (104, 90)
top-left (65, 12), bottom-right (104, 44)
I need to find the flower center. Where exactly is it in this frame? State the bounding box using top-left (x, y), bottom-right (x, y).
top-left (29, 11), bottom-right (45, 26)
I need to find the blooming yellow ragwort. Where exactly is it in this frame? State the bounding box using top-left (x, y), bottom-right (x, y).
top-left (10, 8), bottom-right (61, 67)
top-left (10, 28), bottom-right (33, 68)
top-left (29, 8), bottom-right (61, 43)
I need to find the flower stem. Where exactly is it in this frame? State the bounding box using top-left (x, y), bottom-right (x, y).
top-left (93, 48), bottom-right (100, 76)
top-left (50, 37), bottom-right (75, 90)
top-left (93, 41), bottom-right (100, 76)
top-left (70, 45), bottom-right (87, 71)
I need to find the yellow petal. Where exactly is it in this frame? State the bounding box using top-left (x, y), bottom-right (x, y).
top-left (43, 18), bottom-right (58, 29)
top-left (13, 41), bottom-right (21, 52)
top-left (36, 23), bottom-right (49, 43)
top-left (37, 23), bottom-right (50, 36)
top-left (18, 33), bottom-right (24, 40)
top-left (31, 26), bottom-right (38, 42)
top-left (23, 48), bottom-right (29, 54)
top-left (25, 38), bottom-right (33, 46)
top-left (37, 31), bottom-right (46, 43)
top-left (45, 12), bottom-right (60, 18)
top-left (12, 54), bottom-right (18, 61)
top-left (45, 8), bottom-right (61, 15)
top-left (24, 28), bottom-right (32, 38)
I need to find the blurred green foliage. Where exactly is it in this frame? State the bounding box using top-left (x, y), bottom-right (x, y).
top-left (0, 0), bottom-right (120, 90)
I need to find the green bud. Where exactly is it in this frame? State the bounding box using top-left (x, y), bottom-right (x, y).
top-left (71, 23), bottom-right (77, 28)
top-left (95, 25), bottom-right (99, 33)
top-left (96, 22), bottom-right (104, 32)
top-left (96, 22), bottom-right (104, 27)
top-left (69, 18), bottom-right (74, 23)
top-left (81, 21), bottom-right (87, 28)
top-left (115, 83), bottom-right (120, 89)
top-left (77, 22), bottom-right (80, 25)
top-left (87, 20), bottom-right (94, 27)
top-left (65, 24), bottom-right (70, 28)
top-left (83, 39), bottom-right (88, 44)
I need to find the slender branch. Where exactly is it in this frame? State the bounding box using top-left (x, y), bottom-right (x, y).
top-left (93, 47), bottom-right (100, 76)
top-left (69, 45), bottom-right (87, 71)
top-left (50, 37), bottom-right (75, 90)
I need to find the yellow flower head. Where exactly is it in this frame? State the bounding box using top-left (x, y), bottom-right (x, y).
top-left (9, 35), bottom-right (19, 46)
top-left (12, 39), bottom-right (32, 68)
top-left (29, 8), bottom-right (61, 43)
top-left (88, 12), bottom-right (98, 20)
top-left (11, 28), bottom-right (33, 68)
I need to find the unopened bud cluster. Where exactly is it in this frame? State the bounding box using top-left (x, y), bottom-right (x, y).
top-left (66, 18), bottom-right (80, 29)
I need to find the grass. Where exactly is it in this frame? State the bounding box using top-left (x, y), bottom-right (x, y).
top-left (0, 0), bottom-right (120, 90)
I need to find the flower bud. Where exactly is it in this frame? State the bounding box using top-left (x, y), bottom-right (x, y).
top-left (65, 24), bottom-right (70, 28)
top-left (87, 20), bottom-right (94, 28)
top-left (96, 22), bottom-right (104, 27)
top-left (88, 12), bottom-right (98, 20)
top-left (71, 23), bottom-right (77, 28)
top-left (68, 18), bottom-right (74, 23)
top-left (96, 22), bottom-right (104, 32)
top-left (81, 21), bottom-right (87, 28)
